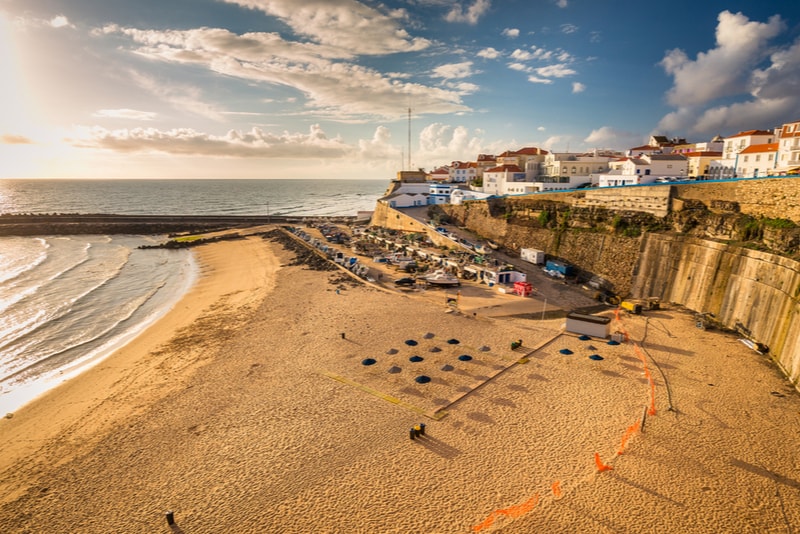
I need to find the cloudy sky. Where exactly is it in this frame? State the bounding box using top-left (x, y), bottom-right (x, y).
top-left (2, 0), bottom-right (800, 179)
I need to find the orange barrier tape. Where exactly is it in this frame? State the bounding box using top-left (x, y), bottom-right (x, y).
top-left (472, 494), bottom-right (540, 532)
top-left (594, 452), bottom-right (613, 472)
top-left (551, 480), bottom-right (562, 499)
top-left (617, 422), bottom-right (639, 455)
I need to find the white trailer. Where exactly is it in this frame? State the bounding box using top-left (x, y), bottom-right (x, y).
top-left (520, 248), bottom-right (545, 265)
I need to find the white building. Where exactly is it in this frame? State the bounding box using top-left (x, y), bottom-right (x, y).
top-left (449, 161), bottom-right (478, 184)
top-left (428, 182), bottom-right (455, 205)
top-left (482, 164), bottom-right (528, 195)
top-left (539, 152), bottom-right (614, 189)
top-left (450, 189), bottom-right (494, 205)
top-left (597, 154), bottom-right (688, 187)
top-left (736, 143), bottom-right (779, 178)
top-left (776, 119), bottom-right (800, 175)
top-left (709, 129), bottom-right (776, 179)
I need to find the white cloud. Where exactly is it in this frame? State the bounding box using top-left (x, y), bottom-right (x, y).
top-left (584, 126), bottom-right (642, 150)
top-left (127, 70), bottom-right (226, 121)
top-left (357, 125), bottom-right (399, 159)
top-left (444, 0), bottom-right (492, 25)
top-left (537, 126), bottom-right (546, 132)
top-left (49, 15), bottom-right (74, 29)
top-left (73, 124), bottom-right (354, 158)
top-left (417, 122), bottom-right (488, 164)
top-left (93, 109), bottom-right (157, 121)
top-left (535, 64), bottom-right (576, 78)
top-left (507, 63), bottom-right (531, 72)
top-left (477, 47), bottom-right (501, 59)
top-left (657, 10), bottom-right (800, 136)
top-left (502, 28), bottom-right (520, 39)
top-left (510, 49), bottom-right (534, 61)
top-left (432, 61), bottom-right (474, 79)
top-left (222, 0), bottom-right (430, 55)
top-left (560, 24), bottom-right (578, 34)
top-left (527, 75), bottom-right (552, 85)
top-left (572, 82), bottom-right (585, 93)
top-left (1, 134), bottom-right (35, 145)
top-left (660, 10), bottom-right (785, 107)
top-left (100, 26), bottom-right (470, 121)
top-left (555, 0), bottom-right (568, 7)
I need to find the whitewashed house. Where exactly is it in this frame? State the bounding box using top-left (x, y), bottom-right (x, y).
top-left (776, 119), bottom-right (800, 175)
top-left (598, 154), bottom-right (688, 187)
top-left (709, 129), bottom-right (775, 179)
top-left (736, 143), bottom-right (779, 178)
top-left (428, 182), bottom-right (454, 205)
top-left (449, 161), bottom-right (478, 184)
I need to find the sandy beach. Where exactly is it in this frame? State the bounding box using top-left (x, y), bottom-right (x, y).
top-left (1, 228), bottom-right (799, 533)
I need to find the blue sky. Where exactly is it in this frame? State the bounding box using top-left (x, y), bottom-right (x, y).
top-left (2, 0), bottom-right (800, 179)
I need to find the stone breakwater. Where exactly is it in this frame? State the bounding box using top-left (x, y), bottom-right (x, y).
top-left (0, 214), bottom-right (358, 237)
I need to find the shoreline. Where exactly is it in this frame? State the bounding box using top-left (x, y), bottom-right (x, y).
top-left (0, 235), bottom-right (278, 502)
top-left (1, 231), bottom-right (799, 532)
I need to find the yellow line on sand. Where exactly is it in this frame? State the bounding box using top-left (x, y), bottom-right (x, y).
top-left (321, 371), bottom-right (447, 420)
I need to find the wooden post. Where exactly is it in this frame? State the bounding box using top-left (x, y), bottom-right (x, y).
top-left (640, 404), bottom-right (648, 432)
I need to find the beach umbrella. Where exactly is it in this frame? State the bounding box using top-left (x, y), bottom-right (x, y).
top-left (362, 358), bottom-right (377, 366)
top-left (429, 347), bottom-right (441, 353)
top-left (441, 364), bottom-right (454, 371)
top-left (447, 338), bottom-right (460, 345)
top-left (607, 340), bottom-right (620, 346)
top-left (409, 355), bottom-right (424, 362)
top-left (579, 335), bottom-right (591, 341)
top-left (589, 354), bottom-right (604, 361)
top-left (457, 354), bottom-right (473, 361)
top-left (386, 348), bottom-right (399, 355)
top-left (415, 375), bottom-right (431, 384)
top-left (559, 348), bottom-right (574, 355)
top-left (405, 339), bottom-right (419, 346)
top-left (423, 332), bottom-right (435, 339)
top-left (387, 366), bottom-right (402, 374)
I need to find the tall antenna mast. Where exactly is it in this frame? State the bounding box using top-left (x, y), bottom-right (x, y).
top-left (407, 107), bottom-right (412, 170)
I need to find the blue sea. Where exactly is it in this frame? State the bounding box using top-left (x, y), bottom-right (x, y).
top-left (0, 179), bottom-right (388, 413)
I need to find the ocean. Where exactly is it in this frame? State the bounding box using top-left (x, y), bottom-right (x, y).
top-left (0, 179), bottom-right (389, 413)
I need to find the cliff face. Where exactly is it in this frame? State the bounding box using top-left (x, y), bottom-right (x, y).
top-left (428, 178), bottom-right (800, 387)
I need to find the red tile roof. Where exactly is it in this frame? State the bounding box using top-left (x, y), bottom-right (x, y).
top-left (486, 164), bottom-right (523, 173)
top-left (739, 143), bottom-right (778, 154)
top-left (725, 130), bottom-right (773, 139)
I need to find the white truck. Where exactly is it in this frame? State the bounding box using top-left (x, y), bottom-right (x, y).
top-left (520, 248), bottom-right (545, 265)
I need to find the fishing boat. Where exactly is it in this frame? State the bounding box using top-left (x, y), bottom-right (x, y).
top-left (423, 270), bottom-right (461, 287)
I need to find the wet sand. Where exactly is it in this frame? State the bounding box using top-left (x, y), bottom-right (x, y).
top-left (1, 230), bottom-right (799, 533)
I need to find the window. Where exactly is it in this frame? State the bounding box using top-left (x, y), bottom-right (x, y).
top-left (744, 155), bottom-right (749, 162)
top-left (756, 154), bottom-right (761, 162)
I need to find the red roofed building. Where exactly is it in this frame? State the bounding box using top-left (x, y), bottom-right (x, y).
top-left (482, 164), bottom-right (527, 195)
top-left (737, 143), bottom-right (779, 178)
top-left (777, 119), bottom-right (800, 174)
top-left (448, 161), bottom-right (478, 183)
top-left (708, 129), bottom-right (777, 179)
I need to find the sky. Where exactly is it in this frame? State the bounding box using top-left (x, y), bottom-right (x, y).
top-left (1, 0), bottom-right (800, 180)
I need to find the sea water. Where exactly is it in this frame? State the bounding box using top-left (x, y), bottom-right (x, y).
top-left (0, 179), bottom-right (388, 413)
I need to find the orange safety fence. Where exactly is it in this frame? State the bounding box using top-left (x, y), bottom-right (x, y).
top-left (594, 452), bottom-right (613, 472)
top-left (617, 422), bottom-right (639, 455)
top-left (472, 494), bottom-right (540, 532)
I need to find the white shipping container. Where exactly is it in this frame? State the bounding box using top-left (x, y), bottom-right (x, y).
top-left (521, 248), bottom-right (545, 265)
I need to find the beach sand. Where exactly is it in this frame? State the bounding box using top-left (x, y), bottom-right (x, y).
top-left (1, 229), bottom-right (799, 533)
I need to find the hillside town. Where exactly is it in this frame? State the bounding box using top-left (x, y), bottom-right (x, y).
top-left (381, 118), bottom-right (800, 208)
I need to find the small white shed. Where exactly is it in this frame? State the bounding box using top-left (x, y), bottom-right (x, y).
top-left (565, 311), bottom-right (611, 338)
